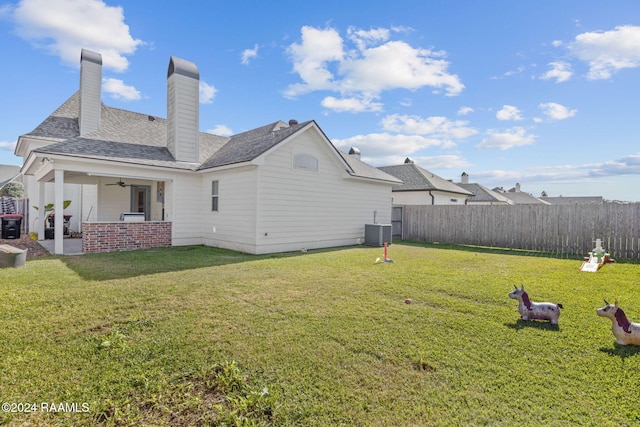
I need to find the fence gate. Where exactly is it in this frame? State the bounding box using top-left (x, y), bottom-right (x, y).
top-left (391, 205), bottom-right (403, 241)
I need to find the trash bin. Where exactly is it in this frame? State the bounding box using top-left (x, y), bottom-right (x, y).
top-left (1, 214), bottom-right (23, 239)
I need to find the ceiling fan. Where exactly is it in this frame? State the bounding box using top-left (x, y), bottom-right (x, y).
top-left (105, 179), bottom-right (132, 187)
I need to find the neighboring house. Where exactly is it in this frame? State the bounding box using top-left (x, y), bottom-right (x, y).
top-left (379, 159), bottom-right (472, 205)
top-left (15, 49), bottom-right (401, 255)
top-left (0, 165), bottom-right (21, 190)
top-left (457, 172), bottom-right (514, 205)
top-left (540, 195), bottom-right (604, 205)
top-left (493, 183), bottom-right (550, 205)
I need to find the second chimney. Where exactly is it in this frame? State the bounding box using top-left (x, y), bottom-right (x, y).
top-left (79, 49), bottom-right (102, 135)
top-left (167, 56), bottom-right (200, 163)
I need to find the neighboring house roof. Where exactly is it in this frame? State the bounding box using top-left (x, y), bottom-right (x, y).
top-left (540, 196), bottom-right (604, 205)
top-left (378, 163), bottom-right (472, 195)
top-left (498, 190), bottom-right (550, 205)
top-left (0, 165), bottom-right (21, 188)
top-left (458, 183), bottom-right (514, 204)
top-left (24, 92), bottom-right (398, 183)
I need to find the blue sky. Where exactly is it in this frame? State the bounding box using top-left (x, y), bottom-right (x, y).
top-left (1, 0), bottom-right (639, 201)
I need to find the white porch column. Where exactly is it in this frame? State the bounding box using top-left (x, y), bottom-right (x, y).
top-left (37, 181), bottom-right (45, 241)
top-left (54, 169), bottom-right (64, 255)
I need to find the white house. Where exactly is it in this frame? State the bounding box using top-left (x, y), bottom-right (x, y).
top-left (379, 159), bottom-right (472, 205)
top-left (15, 49), bottom-right (401, 255)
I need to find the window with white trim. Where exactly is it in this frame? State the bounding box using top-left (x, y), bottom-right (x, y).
top-left (211, 180), bottom-right (219, 211)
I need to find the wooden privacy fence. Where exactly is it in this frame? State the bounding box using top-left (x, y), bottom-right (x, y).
top-left (401, 204), bottom-right (640, 260)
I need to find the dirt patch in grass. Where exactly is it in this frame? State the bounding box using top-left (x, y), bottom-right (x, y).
top-left (0, 235), bottom-right (50, 259)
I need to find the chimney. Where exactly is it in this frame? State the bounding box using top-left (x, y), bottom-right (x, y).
top-left (289, 119), bottom-right (299, 126)
top-left (79, 49), bottom-right (102, 135)
top-left (348, 147), bottom-right (361, 160)
top-left (461, 172), bottom-right (469, 184)
top-left (167, 56), bottom-right (200, 163)
top-left (515, 182), bottom-right (521, 192)
top-left (404, 157), bottom-right (415, 164)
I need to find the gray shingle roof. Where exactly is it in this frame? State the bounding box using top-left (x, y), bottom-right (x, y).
top-left (198, 120), bottom-right (310, 169)
top-left (26, 92), bottom-right (80, 141)
top-left (458, 183), bottom-right (514, 204)
top-left (341, 153), bottom-right (402, 183)
top-left (39, 138), bottom-right (198, 170)
top-left (26, 93), bottom-right (396, 183)
top-left (500, 191), bottom-right (550, 205)
top-left (378, 163), bottom-right (472, 195)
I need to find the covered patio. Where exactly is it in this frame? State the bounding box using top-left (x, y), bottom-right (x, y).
top-left (38, 238), bottom-right (83, 256)
top-left (22, 153), bottom-right (176, 255)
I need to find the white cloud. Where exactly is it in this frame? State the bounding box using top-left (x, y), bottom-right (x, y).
top-left (412, 155), bottom-right (472, 170)
top-left (284, 25), bottom-right (464, 111)
top-left (339, 40), bottom-right (464, 96)
top-left (538, 102), bottom-right (576, 121)
top-left (330, 114), bottom-right (476, 165)
top-left (589, 152), bottom-right (640, 176)
top-left (284, 26), bottom-right (344, 96)
top-left (321, 96), bottom-right (383, 113)
top-left (0, 140), bottom-right (17, 152)
top-left (11, 0), bottom-right (143, 72)
top-left (241, 44), bottom-right (259, 65)
top-left (206, 125), bottom-right (233, 136)
top-left (496, 105), bottom-right (523, 121)
top-left (457, 106), bottom-right (474, 116)
top-left (199, 81), bottom-right (217, 104)
top-left (541, 61), bottom-right (573, 83)
top-left (332, 132), bottom-right (452, 163)
top-left (478, 152), bottom-right (640, 187)
top-left (568, 25), bottom-right (640, 80)
top-left (381, 114), bottom-right (477, 139)
top-left (347, 26), bottom-right (390, 50)
top-left (102, 78), bottom-right (140, 101)
top-left (477, 127), bottom-right (536, 150)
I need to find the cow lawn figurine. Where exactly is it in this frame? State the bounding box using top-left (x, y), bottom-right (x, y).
top-left (508, 285), bottom-right (563, 325)
top-left (596, 300), bottom-right (640, 346)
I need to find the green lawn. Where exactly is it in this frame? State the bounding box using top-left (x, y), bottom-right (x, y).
top-left (1, 243), bottom-right (639, 426)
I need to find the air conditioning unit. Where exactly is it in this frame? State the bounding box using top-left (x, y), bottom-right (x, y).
top-left (364, 223), bottom-right (392, 247)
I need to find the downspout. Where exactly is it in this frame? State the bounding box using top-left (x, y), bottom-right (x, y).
top-left (429, 190), bottom-right (435, 205)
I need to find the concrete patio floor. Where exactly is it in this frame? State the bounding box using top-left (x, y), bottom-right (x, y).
top-left (37, 238), bottom-right (84, 256)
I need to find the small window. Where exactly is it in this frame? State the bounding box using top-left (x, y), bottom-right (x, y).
top-left (293, 153), bottom-right (318, 172)
top-left (451, 199), bottom-right (458, 203)
top-left (212, 181), bottom-right (219, 211)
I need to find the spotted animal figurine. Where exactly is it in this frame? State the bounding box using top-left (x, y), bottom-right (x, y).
top-left (508, 285), bottom-right (563, 325)
top-left (596, 300), bottom-right (640, 346)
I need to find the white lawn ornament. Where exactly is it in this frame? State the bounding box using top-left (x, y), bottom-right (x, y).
top-left (596, 300), bottom-right (640, 346)
top-left (580, 238), bottom-right (614, 272)
top-left (508, 285), bottom-right (563, 325)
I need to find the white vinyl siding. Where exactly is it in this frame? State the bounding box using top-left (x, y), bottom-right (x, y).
top-left (254, 127), bottom-right (391, 254)
top-left (167, 173), bottom-right (203, 246)
top-left (211, 180), bottom-right (219, 211)
top-left (201, 166), bottom-right (258, 253)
